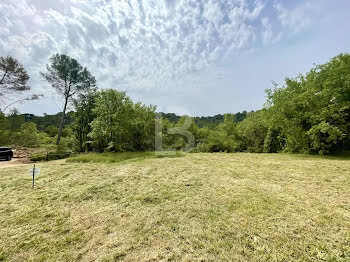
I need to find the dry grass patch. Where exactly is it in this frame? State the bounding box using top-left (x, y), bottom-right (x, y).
top-left (0, 153), bottom-right (350, 261)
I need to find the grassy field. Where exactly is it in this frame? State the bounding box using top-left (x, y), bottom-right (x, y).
top-left (0, 153), bottom-right (350, 261)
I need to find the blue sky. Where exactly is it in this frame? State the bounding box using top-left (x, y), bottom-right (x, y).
top-left (0, 0), bottom-right (349, 116)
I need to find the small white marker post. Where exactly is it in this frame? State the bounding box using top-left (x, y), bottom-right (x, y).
top-left (28, 165), bottom-right (40, 189)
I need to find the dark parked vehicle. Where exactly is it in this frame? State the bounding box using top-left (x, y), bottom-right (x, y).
top-left (0, 147), bottom-right (13, 161)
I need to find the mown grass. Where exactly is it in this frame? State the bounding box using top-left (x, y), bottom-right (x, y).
top-left (0, 153), bottom-right (350, 261)
top-left (66, 151), bottom-right (184, 163)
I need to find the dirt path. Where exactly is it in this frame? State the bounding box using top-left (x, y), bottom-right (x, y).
top-left (0, 158), bottom-right (30, 169)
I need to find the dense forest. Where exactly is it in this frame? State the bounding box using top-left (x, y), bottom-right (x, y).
top-left (10, 111), bottom-right (248, 132)
top-left (1, 53), bottom-right (349, 155)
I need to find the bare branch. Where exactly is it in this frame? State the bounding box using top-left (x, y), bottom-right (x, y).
top-left (2, 94), bottom-right (44, 112)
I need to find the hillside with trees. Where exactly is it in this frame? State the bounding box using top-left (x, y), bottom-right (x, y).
top-left (1, 53), bottom-right (349, 155)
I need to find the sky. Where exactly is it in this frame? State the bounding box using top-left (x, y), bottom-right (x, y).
top-left (0, 0), bottom-right (349, 116)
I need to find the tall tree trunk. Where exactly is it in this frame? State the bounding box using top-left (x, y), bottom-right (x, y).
top-left (79, 121), bottom-right (83, 152)
top-left (56, 96), bottom-right (68, 145)
top-left (0, 70), bottom-right (7, 85)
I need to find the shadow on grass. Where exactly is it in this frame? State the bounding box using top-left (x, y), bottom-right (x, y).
top-left (66, 151), bottom-right (184, 164)
top-left (279, 151), bottom-right (350, 161)
top-left (323, 151), bottom-right (350, 160)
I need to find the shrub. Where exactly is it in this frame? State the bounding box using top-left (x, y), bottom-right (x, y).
top-left (30, 152), bottom-right (72, 162)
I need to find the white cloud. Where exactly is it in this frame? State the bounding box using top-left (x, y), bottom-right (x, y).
top-left (274, 1), bottom-right (314, 33)
top-left (261, 17), bottom-right (281, 45)
top-left (261, 17), bottom-right (272, 44)
top-left (0, 0), bottom-right (337, 115)
top-left (0, 0), bottom-right (266, 94)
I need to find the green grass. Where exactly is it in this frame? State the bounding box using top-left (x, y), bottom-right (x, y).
top-left (66, 151), bottom-right (184, 163)
top-left (0, 153), bottom-right (350, 261)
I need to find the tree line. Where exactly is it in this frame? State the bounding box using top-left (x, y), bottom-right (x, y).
top-left (1, 53), bottom-right (349, 155)
top-left (9, 111), bottom-right (248, 133)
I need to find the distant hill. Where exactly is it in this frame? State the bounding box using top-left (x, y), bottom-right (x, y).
top-left (21, 112), bottom-right (75, 131)
top-left (160, 111), bottom-right (250, 128)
